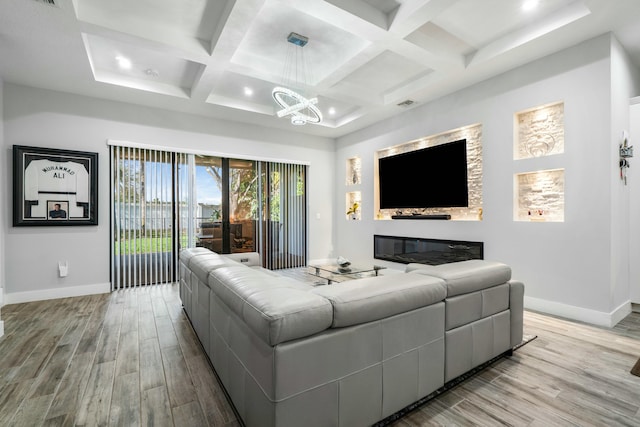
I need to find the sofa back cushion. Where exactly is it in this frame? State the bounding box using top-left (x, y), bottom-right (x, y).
top-left (243, 288), bottom-right (333, 346)
top-left (189, 253), bottom-right (239, 284)
top-left (406, 260), bottom-right (511, 297)
top-left (312, 274), bottom-right (446, 327)
top-left (179, 247), bottom-right (219, 267)
top-left (209, 266), bottom-right (332, 346)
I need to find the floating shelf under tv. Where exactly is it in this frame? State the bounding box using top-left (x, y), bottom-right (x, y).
top-left (391, 214), bottom-right (452, 220)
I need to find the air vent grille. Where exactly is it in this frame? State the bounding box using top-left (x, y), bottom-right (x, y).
top-left (397, 100), bottom-right (415, 107)
top-left (34, 0), bottom-right (58, 6)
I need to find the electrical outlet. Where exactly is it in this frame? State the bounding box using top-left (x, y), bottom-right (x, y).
top-left (58, 261), bottom-right (68, 277)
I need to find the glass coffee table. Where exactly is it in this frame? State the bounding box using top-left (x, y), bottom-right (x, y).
top-left (308, 263), bottom-right (386, 285)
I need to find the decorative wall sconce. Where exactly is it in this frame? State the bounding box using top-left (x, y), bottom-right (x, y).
top-left (619, 130), bottom-right (633, 185)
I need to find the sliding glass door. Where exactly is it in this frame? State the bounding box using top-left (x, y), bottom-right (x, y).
top-left (110, 146), bottom-right (188, 289)
top-left (228, 158), bottom-right (258, 253)
top-left (192, 156), bottom-right (258, 254)
top-left (111, 144), bottom-right (307, 290)
top-left (259, 162), bottom-right (306, 269)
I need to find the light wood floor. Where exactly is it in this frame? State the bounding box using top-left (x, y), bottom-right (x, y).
top-left (0, 284), bottom-right (238, 427)
top-left (1, 281), bottom-right (639, 426)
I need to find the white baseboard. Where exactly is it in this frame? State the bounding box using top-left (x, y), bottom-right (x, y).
top-left (0, 289), bottom-right (4, 337)
top-left (5, 282), bottom-right (110, 305)
top-left (525, 296), bottom-right (632, 327)
top-left (610, 301), bottom-right (633, 326)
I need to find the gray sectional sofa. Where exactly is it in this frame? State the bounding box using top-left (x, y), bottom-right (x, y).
top-left (179, 248), bottom-right (524, 427)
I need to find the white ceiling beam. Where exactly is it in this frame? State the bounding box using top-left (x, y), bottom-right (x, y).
top-left (388, 0), bottom-right (461, 38)
top-left (191, 0), bottom-right (267, 102)
top-left (205, 0), bottom-right (238, 55)
top-left (270, 0), bottom-right (463, 114)
top-left (279, 0), bottom-right (392, 41)
top-left (322, 0), bottom-right (389, 29)
top-left (466, 0), bottom-right (591, 67)
top-left (283, 0), bottom-right (462, 72)
top-left (382, 70), bottom-right (442, 105)
top-left (206, 93), bottom-right (275, 115)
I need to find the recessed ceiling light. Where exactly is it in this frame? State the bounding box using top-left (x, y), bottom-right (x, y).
top-left (115, 56), bottom-right (132, 70)
top-left (244, 87), bottom-right (253, 97)
top-left (328, 107), bottom-right (336, 116)
top-left (522, 0), bottom-right (539, 11)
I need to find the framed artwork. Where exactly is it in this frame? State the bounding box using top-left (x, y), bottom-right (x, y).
top-left (13, 145), bottom-right (98, 226)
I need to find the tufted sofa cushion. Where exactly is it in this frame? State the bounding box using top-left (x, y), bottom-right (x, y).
top-left (312, 273), bottom-right (447, 327)
top-left (406, 260), bottom-right (511, 297)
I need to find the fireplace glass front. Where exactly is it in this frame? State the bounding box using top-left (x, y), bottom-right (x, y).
top-left (374, 235), bottom-right (483, 265)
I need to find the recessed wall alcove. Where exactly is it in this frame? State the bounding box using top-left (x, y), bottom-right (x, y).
top-left (514, 101), bottom-right (565, 222)
top-left (375, 123), bottom-right (483, 221)
top-left (515, 169), bottom-right (565, 222)
top-left (515, 101), bottom-right (564, 159)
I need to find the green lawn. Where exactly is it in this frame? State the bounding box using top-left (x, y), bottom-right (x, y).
top-left (114, 235), bottom-right (189, 255)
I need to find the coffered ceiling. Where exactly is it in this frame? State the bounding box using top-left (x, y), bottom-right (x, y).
top-left (2, 0), bottom-right (640, 138)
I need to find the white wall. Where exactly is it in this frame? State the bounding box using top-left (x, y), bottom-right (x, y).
top-left (0, 78), bottom-right (4, 337)
top-left (2, 84), bottom-right (335, 303)
top-left (335, 34), bottom-right (637, 326)
top-left (609, 36), bottom-right (640, 320)
top-left (629, 98), bottom-right (640, 304)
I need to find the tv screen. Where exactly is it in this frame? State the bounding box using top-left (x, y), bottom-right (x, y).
top-left (378, 139), bottom-right (468, 209)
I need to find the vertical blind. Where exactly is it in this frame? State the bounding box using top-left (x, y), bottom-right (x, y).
top-left (110, 143), bottom-right (307, 290)
top-left (260, 162), bottom-right (307, 270)
top-left (110, 146), bottom-right (188, 290)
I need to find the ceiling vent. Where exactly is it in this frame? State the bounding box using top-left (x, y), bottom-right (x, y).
top-left (397, 100), bottom-right (415, 107)
top-left (34, 0), bottom-right (58, 6)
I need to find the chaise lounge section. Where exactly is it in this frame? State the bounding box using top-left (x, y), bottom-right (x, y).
top-left (179, 248), bottom-right (524, 427)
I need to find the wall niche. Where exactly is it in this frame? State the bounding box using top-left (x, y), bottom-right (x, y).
top-left (515, 101), bottom-right (564, 159)
top-left (375, 123), bottom-right (483, 221)
top-left (346, 191), bottom-right (361, 220)
top-left (515, 169), bottom-right (565, 222)
top-left (514, 101), bottom-right (565, 222)
top-left (346, 156), bottom-right (361, 185)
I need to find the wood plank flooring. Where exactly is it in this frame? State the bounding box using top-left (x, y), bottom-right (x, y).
top-left (1, 278), bottom-right (639, 426)
top-left (0, 285), bottom-right (238, 427)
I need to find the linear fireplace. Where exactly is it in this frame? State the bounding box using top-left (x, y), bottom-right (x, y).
top-left (374, 235), bottom-right (483, 265)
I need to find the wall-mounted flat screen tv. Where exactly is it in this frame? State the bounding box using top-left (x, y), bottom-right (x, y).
top-left (378, 139), bottom-right (468, 209)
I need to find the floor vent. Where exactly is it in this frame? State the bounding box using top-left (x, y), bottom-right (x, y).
top-left (397, 99), bottom-right (415, 107)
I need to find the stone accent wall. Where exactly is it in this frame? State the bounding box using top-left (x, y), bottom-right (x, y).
top-left (516, 169), bottom-right (564, 222)
top-left (377, 123), bottom-right (482, 221)
top-left (516, 102), bottom-right (564, 159)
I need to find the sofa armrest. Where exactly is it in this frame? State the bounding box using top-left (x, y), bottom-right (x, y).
top-left (509, 280), bottom-right (524, 347)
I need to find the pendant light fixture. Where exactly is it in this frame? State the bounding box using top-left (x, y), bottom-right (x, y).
top-left (272, 32), bottom-right (323, 126)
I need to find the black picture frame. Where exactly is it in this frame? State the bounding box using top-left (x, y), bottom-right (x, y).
top-left (13, 145), bottom-right (98, 226)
